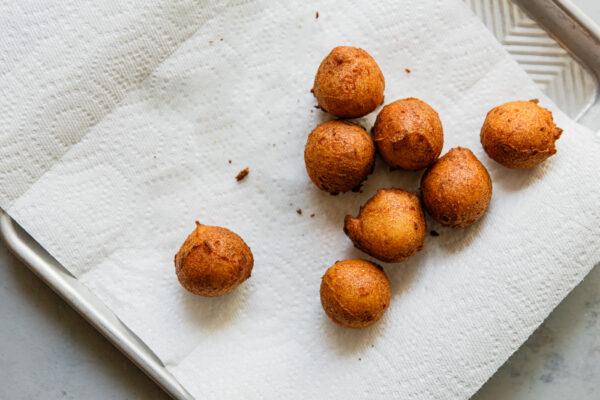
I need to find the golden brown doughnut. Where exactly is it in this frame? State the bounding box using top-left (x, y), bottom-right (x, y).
top-left (320, 259), bottom-right (390, 328)
top-left (480, 100), bottom-right (562, 169)
top-left (373, 98), bottom-right (443, 170)
top-left (312, 46), bottom-right (385, 118)
top-left (304, 120), bottom-right (375, 193)
top-left (174, 222), bottom-right (253, 297)
top-left (344, 189), bottom-right (427, 262)
top-left (421, 147), bottom-right (492, 228)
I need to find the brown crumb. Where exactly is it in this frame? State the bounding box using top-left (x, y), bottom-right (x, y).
top-left (310, 109), bottom-right (314, 113)
top-left (529, 98), bottom-right (539, 104)
top-left (236, 168), bottom-right (249, 181)
top-left (220, 37), bottom-right (223, 41)
top-left (371, 344), bottom-right (374, 348)
top-left (405, 68), bottom-right (411, 73)
top-left (209, 40), bottom-right (213, 44)
top-left (272, 144), bottom-right (276, 147)
top-left (228, 159), bottom-right (232, 164)
top-left (298, 24), bottom-right (302, 28)
top-left (296, 209), bottom-right (302, 215)
top-left (153, 155), bottom-right (157, 159)
top-left (289, 202), bottom-right (293, 206)
top-left (358, 358), bottom-right (362, 361)
top-left (316, 11), bottom-right (319, 19)
top-left (430, 230), bottom-right (440, 237)
top-left (310, 213), bottom-right (315, 218)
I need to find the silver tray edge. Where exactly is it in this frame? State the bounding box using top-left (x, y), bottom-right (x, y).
top-left (514, 0), bottom-right (600, 125)
top-left (0, 211), bottom-right (192, 400)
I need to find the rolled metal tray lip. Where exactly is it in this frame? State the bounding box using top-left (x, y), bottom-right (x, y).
top-left (555, 0), bottom-right (600, 123)
top-left (0, 210), bottom-right (193, 400)
top-left (2, 1), bottom-right (599, 399)
top-left (511, 0), bottom-right (600, 123)
top-left (556, 0), bottom-right (600, 44)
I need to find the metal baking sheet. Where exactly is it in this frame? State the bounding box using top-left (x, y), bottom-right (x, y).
top-left (1, 1), bottom-right (598, 399)
top-left (0, 211), bottom-right (193, 400)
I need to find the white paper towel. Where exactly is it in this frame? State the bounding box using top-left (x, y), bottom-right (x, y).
top-left (1, 0), bottom-right (599, 398)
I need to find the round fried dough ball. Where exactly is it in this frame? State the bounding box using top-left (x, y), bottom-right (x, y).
top-left (480, 100), bottom-right (563, 169)
top-left (174, 222), bottom-right (253, 297)
top-left (304, 120), bottom-right (375, 193)
top-left (344, 189), bottom-right (427, 263)
top-left (312, 46), bottom-right (385, 118)
top-left (421, 147), bottom-right (492, 228)
top-left (320, 259), bottom-right (391, 329)
top-left (373, 98), bottom-right (443, 170)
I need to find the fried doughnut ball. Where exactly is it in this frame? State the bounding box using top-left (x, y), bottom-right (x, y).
top-left (480, 100), bottom-right (563, 169)
top-left (312, 46), bottom-right (385, 118)
top-left (304, 120), bottom-right (375, 193)
top-left (320, 259), bottom-right (391, 329)
top-left (174, 222), bottom-right (253, 297)
top-left (373, 98), bottom-right (443, 170)
top-left (344, 189), bottom-right (427, 263)
top-left (421, 147), bottom-right (492, 228)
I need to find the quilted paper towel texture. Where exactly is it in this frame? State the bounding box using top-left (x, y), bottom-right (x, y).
top-left (1, 0), bottom-right (599, 399)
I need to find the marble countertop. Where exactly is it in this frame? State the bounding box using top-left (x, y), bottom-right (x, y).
top-left (1, 2), bottom-right (599, 399)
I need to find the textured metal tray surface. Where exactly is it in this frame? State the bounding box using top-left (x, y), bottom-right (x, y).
top-left (467, 0), bottom-right (598, 120)
top-left (1, 2), bottom-right (599, 400)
